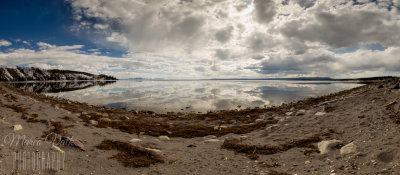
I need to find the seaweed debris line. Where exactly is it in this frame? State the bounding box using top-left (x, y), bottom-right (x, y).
top-left (0, 77), bottom-right (400, 174)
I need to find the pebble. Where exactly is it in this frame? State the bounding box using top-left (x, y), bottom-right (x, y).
top-left (145, 148), bottom-right (161, 153)
top-left (315, 112), bottom-right (326, 116)
top-left (296, 110), bottom-right (306, 116)
top-left (129, 138), bottom-right (142, 143)
top-left (285, 112), bottom-right (293, 116)
top-left (158, 136), bottom-right (170, 141)
top-left (89, 120), bottom-right (98, 125)
top-left (255, 119), bottom-right (264, 123)
top-left (13, 124), bottom-right (23, 131)
top-left (204, 139), bottom-right (221, 143)
top-left (100, 118), bottom-right (112, 122)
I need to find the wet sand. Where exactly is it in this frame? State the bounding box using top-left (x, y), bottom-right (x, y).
top-left (0, 77), bottom-right (400, 174)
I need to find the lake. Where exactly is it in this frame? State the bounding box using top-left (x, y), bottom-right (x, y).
top-left (10, 80), bottom-right (362, 113)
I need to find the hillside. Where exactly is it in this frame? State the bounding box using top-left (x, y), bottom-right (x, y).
top-left (0, 66), bottom-right (117, 81)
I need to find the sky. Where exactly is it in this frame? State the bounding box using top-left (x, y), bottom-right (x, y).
top-left (0, 0), bottom-right (400, 79)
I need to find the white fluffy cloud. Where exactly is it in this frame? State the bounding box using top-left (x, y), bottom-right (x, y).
top-left (0, 40), bottom-right (12, 47)
top-left (3, 0), bottom-right (400, 78)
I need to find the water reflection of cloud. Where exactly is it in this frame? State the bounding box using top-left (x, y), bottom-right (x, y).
top-left (39, 80), bottom-right (361, 113)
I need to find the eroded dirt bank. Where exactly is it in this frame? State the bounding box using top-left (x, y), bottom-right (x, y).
top-left (0, 78), bottom-right (400, 175)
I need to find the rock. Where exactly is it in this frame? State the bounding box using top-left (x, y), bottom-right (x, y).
top-left (0, 120), bottom-right (9, 125)
top-left (384, 90), bottom-right (391, 94)
top-left (296, 110), bottom-right (306, 116)
top-left (102, 113), bottom-right (109, 117)
top-left (62, 137), bottom-right (86, 151)
top-left (315, 112), bottom-right (326, 116)
top-left (13, 124), bottom-right (23, 131)
top-left (378, 84), bottom-right (384, 88)
top-left (89, 120), bottom-right (98, 125)
top-left (340, 142), bottom-right (357, 155)
top-left (145, 148), bottom-right (161, 153)
top-left (158, 136), bottom-right (170, 141)
top-left (318, 140), bottom-right (342, 154)
top-left (392, 83), bottom-right (400, 89)
top-left (204, 139), bottom-right (221, 143)
top-left (265, 124), bottom-right (279, 131)
top-left (239, 136), bottom-right (248, 140)
top-left (255, 119), bottom-right (264, 123)
top-left (129, 138), bottom-right (142, 143)
top-left (285, 112), bottom-right (293, 116)
top-left (51, 145), bottom-right (64, 153)
top-left (305, 161), bottom-right (311, 164)
top-left (99, 118), bottom-right (112, 122)
top-left (81, 112), bottom-right (88, 115)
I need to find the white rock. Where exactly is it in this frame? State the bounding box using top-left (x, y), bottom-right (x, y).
top-left (145, 148), bottom-right (161, 153)
top-left (129, 138), bottom-right (142, 143)
top-left (285, 112), bottom-right (293, 116)
top-left (204, 139), bottom-right (221, 143)
top-left (315, 112), bottom-right (326, 116)
top-left (318, 140), bottom-right (342, 154)
top-left (89, 120), bottom-right (98, 125)
top-left (255, 119), bottom-right (264, 123)
top-left (13, 124), bottom-right (23, 131)
top-left (340, 142), bottom-right (357, 155)
top-left (100, 118), bottom-right (112, 122)
top-left (158, 136), bottom-right (170, 141)
top-left (51, 145), bottom-right (64, 153)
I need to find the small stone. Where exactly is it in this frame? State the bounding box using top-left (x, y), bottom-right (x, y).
top-left (51, 145), bottom-right (64, 153)
top-left (340, 142), bottom-right (357, 155)
top-left (318, 140), bottom-right (342, 154)
top-left (158, 136), bottom-right (170, 141)
top-left (204, 139), bottom-right (221, 143)
top-left (89, 120), bottom-right (98, 125)
top-left (129, 138), bottom-right (142, 143)
top-left (0, 120), bottom-right (9, 125)
top-left (305, 161), bottom-right (311, 164)
top-left (239, 136), bottom-right (248, 140)
top-left (13, 124), bottom-right (23, 131)
top-left (285, 112), bottom-right (293, 116)
top-left (315, 112), bottom-right (326, 116)
top-left (296, 110), bottom-right (306, 116)
top-left (82, 112), bottom-right (88, 115)
top-left (100, 118), bottom-right (112, 122)
top-left (145, 148), bottom-right (161, 153)
top-left (255, 119), bottom-right (264, 123)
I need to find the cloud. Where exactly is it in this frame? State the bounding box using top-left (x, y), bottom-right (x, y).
top-left (0, 40), bottom-right (12, 47)
top-left (253, 0), bottom-right (277, 24)
top-left (9, 0), bottom-right (397, 78)
top-left (214, 26), bottom-right (234, 43)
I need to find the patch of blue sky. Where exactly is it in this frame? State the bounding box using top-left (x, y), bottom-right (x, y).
top-left (329, 43), bottom-right (386, 54)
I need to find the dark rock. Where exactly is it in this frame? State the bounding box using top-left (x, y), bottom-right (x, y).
top-left (378, 84), bottom-right (384, 88)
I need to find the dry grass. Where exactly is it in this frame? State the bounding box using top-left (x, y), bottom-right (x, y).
top-left (96, 139), bottom-right (164, 167)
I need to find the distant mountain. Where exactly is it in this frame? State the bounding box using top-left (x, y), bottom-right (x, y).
top-left (0, 66), bottom-right (117, 81)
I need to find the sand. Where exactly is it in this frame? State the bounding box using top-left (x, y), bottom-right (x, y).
top-left (0, 78), bottom-right (400, 175)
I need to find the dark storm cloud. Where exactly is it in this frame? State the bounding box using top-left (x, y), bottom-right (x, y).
top-left (214, 26), bottom-right (233, 43)
top-left (246, 54), bottom-right (336, 74)
top-left (280, 10), bottom-right (400, 48)
top-left (253, 0), bottom-right (277, 24)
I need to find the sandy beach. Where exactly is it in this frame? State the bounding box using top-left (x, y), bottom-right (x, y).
top-left (0, 77), bottom-right (400, 175)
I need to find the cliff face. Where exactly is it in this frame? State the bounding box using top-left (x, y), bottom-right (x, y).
top-left (0, 66), bottom-right (117, 81)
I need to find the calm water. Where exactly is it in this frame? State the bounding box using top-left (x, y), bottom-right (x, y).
top-left (10, 80), bottom-right (362, 113)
